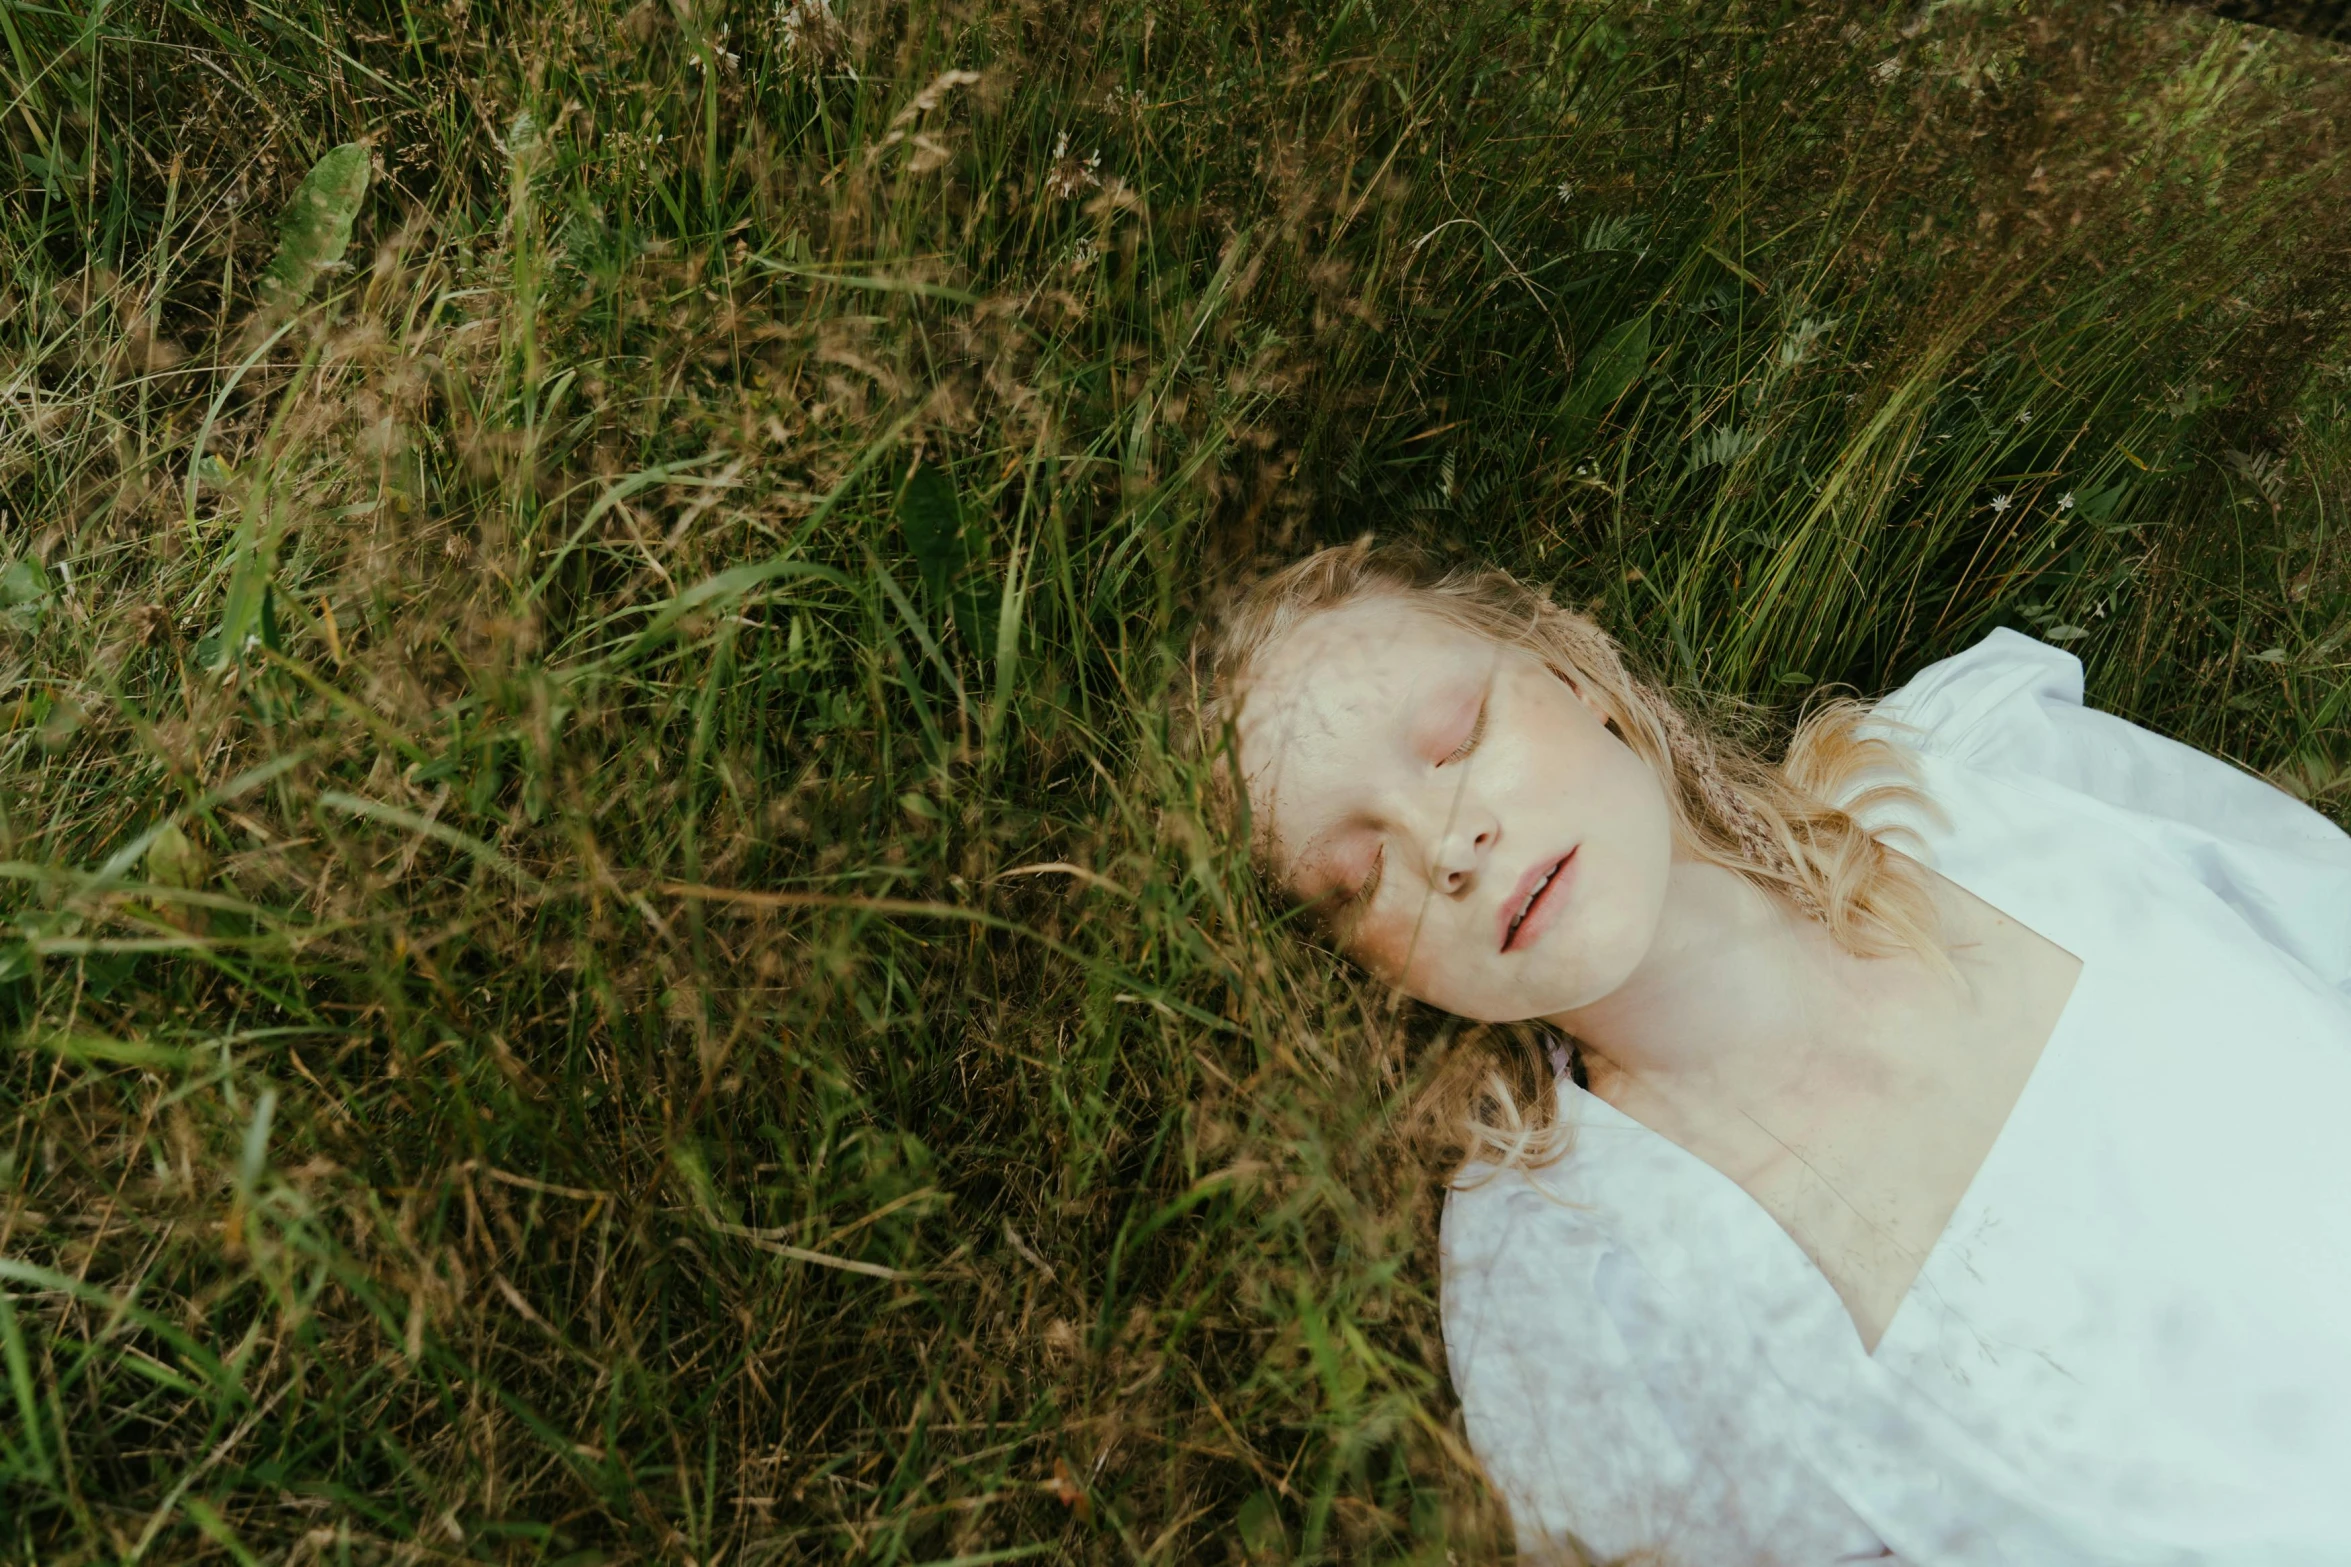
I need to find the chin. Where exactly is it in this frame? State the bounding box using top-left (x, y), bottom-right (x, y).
top-left (1420, 962), bottom-right (1582, 1027)
top-left (1394, 962), bottom-right (1517, 1025)
top-left (1521, 898), bottom-right (1657, 1016)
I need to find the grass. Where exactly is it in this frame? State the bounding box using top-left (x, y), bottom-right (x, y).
top-left (2, 0), bottom-right (2349, 1561)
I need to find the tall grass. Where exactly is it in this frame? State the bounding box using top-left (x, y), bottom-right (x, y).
top-left (2, 0), bottom-right (2348, 1561)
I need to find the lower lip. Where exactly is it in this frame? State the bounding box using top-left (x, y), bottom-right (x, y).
top-left (1504, 849), bottom-right (1578, 954)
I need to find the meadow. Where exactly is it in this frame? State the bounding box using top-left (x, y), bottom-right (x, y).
top-left (3, 0), bottom-right (2349, 1561)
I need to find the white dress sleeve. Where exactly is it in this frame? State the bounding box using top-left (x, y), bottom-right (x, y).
top-left (1441, 1172), bottom-right (1893, 1566)
top-left (1867, 627), bottom-right (2351, 997)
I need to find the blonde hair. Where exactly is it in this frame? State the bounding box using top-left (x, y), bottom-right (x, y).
top-left (1183, 538), bottom-right (1954, 1180)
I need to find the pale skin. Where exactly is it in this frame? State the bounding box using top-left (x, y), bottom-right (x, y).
top-left (1235, 595), bottom-right (2082, 1353)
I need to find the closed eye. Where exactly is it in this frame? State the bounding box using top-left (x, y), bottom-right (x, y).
top-left (1440, 698), bottom-right (1488, 767)
top-left (1328, 842), bottom-right (1385, 925)
top-left (1314, 841), bottom-right (1384, 925)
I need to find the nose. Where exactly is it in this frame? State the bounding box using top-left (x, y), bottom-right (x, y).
top-left (1430, 809), bottom-right (1497, 895)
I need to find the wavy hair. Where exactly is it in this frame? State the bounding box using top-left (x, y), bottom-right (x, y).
top-left (1182, 538), bottom-right (1954, 1181)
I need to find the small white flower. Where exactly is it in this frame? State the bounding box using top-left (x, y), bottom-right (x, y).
top-left (1045, 132), bottom-right (1102, 198)
top-left (1989, 493), bottom-right (2013, 514)
top-left (2016, 409), bottom-right (2032, 424)
top-left (1555, 180), bottom-right (1576, 204)
top-left (2056, 492), bottom-right (2075, 511)
top-left (778, 0), bottom-right (840, 62)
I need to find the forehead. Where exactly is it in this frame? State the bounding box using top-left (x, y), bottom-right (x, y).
top-left (1242, 596), bottom-right (1488, 719)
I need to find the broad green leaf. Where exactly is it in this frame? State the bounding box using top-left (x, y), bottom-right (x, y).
top-left (13, 1031), bottom-right (193, 1070)
top-left (1237, 1490), bottom-right (1290, 1560)
top-left (2073, 478), bottom-right (2130, 526)
top-left (900, 461), bottom-right (990, 650)
top-left (0, 557), bottom-right (49, 608)
top-left (206, 545), bottom-right (268, 672)
top-left (1559, 312), bottom-right (1653, 445)
top-left (898, 461), bottom-right (968, 601)
top-left (256, 142), bottom-right (371, 317)
top-left (144, 823), bottom-right (208, 890)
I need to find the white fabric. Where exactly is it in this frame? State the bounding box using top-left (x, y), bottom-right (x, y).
top-left (1440, 627), bottom-right (2351, 1566)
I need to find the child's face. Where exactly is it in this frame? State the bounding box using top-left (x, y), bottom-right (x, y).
top-left (1235, 595), bottom-right (1678, 1023)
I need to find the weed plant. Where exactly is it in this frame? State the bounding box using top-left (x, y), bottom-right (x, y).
top-left (3, 0), bottom-right (2349, 1561)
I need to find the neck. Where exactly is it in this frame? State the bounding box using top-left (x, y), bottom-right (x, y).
top-left (1547, 850), bottom-right (1904, 1123)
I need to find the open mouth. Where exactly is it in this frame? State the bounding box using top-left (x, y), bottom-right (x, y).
top-left (1500, 849), bottom-right (1577, 954)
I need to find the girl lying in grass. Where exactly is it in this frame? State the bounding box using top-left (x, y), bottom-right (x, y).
top-left (1193, 539), bottom-right (2351, 1566)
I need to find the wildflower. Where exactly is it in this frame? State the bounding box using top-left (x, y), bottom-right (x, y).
top-left (1046, 132), bottom-right (1102, 199)
top-left (2057, 492), bottom-right (2075, 511)
top-left (2016, 409), bottom-right (2032, 424)
top-left (779, 0), bottom-right (842, 63)
top-left (1989, 493), bottom-right (2013, 514)
top-left (1556, 180), bottom-right (1576, 205)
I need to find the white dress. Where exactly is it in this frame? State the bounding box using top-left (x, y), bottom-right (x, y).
top-left (1439, 627), bottom-right (2351, 1566)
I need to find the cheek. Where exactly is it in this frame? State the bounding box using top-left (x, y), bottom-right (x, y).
top-left (1340, 908), bottom-right (1422, 987)
top-left (1339, 903), bottom-right (1475, 1005)
top-left (1587, 754), bottom-right (1679, 943)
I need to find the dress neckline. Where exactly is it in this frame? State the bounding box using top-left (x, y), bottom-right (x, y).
top-left (1553, 823), bottom-right (2091, 1366)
